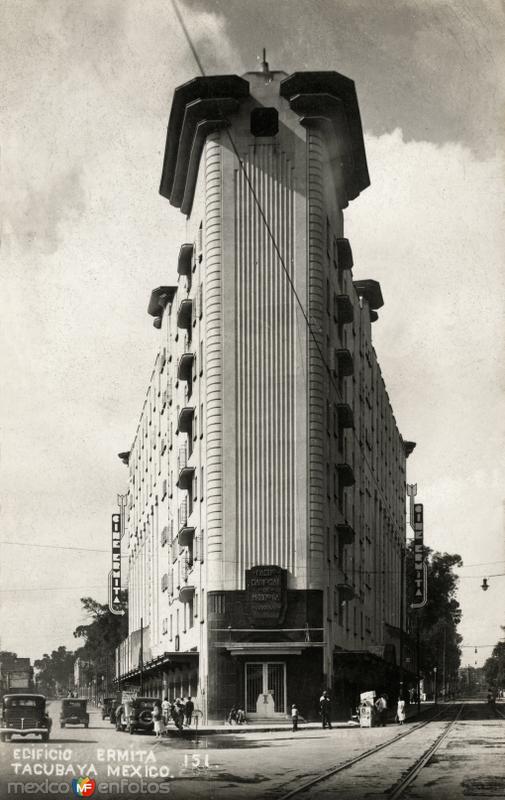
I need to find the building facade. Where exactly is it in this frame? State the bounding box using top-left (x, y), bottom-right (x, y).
top-left (116, 66), bottom-right (414, 721)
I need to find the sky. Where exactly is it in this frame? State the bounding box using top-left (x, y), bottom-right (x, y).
top-left (0, 0), bottom-right (504, 670)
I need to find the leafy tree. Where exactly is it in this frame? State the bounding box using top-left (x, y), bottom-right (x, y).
top-left (0, 651), bottom-right (18, 662)
top-left (73, 594), bottom-right (128, 683)
top-left (406, 543), bottom-right (463, 683)
top-left (484, 628), bottom-right (505, 689)
top-left (34, 646), bottom-right (75, 695)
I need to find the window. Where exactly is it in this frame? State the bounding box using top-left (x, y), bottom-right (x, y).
top-left (200, 467), bottom-right (204, 501)
top-left (188, 599), bottom-right (194, 629)
top-left (250, 107), bottom-right (278, 137)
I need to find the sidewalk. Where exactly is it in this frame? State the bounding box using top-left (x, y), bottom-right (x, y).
top-left (162, 702), bottom-right (436, 737)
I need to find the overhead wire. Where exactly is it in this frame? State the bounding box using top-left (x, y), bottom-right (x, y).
top-left (168, 0), bottom-right (502, 632)
top-left (169, 0), bottom-right (409, 550)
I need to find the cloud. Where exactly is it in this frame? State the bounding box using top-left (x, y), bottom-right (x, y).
top-left (346, 128), bottom-right (505, 654)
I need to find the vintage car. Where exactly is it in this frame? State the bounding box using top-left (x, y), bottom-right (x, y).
top-left (101, 696), bottom-right (116, 720)
top-left (60, 698), bottom-right (89, 728)
top-left (0, 694), bottom-right (52, 742)
top-left (127, 697), bottom-right (157, 735)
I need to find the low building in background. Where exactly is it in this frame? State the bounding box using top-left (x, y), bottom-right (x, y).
top-left (116, 63), bottom-right (415, 722)
top-left (0, 656), bottom-right (33, 695)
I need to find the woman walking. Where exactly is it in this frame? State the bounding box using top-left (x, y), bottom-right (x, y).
top-left (397, 696), bottom-right (406, 726)
top-left (153, 700), bottom-right (165, 739)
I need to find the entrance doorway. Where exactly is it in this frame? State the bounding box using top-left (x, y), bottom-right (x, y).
top-left (245, 662), bottom-right (286, 718)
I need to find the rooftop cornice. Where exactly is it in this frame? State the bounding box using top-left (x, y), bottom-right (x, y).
top-left (159, 75), bottom-right (250, 213)
top-left (280, 71), bottom-right (370, 203)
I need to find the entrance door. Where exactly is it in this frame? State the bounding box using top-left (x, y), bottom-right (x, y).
top-left (245, 662), bottom-right (286, 718)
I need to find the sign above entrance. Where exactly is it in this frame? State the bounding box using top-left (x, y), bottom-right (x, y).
top-left (245, 565), bottom-right (287, 626)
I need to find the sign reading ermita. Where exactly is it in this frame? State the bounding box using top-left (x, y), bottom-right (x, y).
top-left (246, 565), bottom-right (287, 626)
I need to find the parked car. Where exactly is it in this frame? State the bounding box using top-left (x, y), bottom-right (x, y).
top-left (127, 697), bottom-right (157, 735)
top-left (0, 694), bottom-right (52, 742)
top-left (60, 698), bottom-right (89, 728)
top-left (101, 697), bottom-right (116, 720)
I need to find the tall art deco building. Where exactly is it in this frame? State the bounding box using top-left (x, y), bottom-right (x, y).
top-left (116, 63), bottom-right (415, 722)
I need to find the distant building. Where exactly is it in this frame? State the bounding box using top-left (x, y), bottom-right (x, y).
top-left (0, 656), bottom-right (33, 694)
top-left (116, 64), bottom-right (414, 721)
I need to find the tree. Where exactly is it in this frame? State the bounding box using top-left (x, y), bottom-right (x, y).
top-left (73, 594), bottom-right (128, 685)
top-left (484, 628), bottom-right (505, 689)
top-left (34, 647), bottom-right (75, 695)
top-left (406, 543), bottom-right (463, 683)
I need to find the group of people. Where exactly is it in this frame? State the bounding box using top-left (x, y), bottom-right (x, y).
top-left (290, 690), bottom-right (332, 732)
top-left (153, 696), bottom-right (194, 737)
top-left (226, 706), bottom-right (246, 725)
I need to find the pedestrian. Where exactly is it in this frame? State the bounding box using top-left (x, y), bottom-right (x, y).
top-left (375, 694), bottom-right (387, 726)
top-left (396, 696), bottom-right (405, 726)
top-left (161, 695), bottom-right (171, 726)
top-left (152, 700), bottom-right (164, 739)
top-left (227, 706), bottom-right (237, 725)
top-left (236, 707), bottom-right (245, 724)
top-left (319, 690), bottom-right (332, 729)
top-left (291, 704), bottom-right (299, 732)
top-left (184, 696), bottom-right (194, 727)
top-left (170, 701), bottom-right (183, 731)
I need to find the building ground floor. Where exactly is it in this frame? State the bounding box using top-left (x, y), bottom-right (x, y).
top-left (116, 647), bottom-right (413, 725)
top-left (116, 586), bottom-right (411, 723)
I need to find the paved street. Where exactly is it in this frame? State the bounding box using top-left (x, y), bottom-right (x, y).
top-left (0, 700), bottom-right (503, 799)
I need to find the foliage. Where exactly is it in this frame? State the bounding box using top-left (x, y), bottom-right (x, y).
top-left (0, 651), bottom-right (18, 664)
top-left (73, 594), bottom-right (128, 678)
top-left (34, 646), bottom-right (75, 695)
top-left (406, 542), bottom-right (463, 680)
top-left (484, 628), bottom-right (505, 689)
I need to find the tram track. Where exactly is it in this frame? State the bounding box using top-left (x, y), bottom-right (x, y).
top-left (278, 704), bottom-right (462, 800)
top-left (387, 703), bottom-right (463, 798)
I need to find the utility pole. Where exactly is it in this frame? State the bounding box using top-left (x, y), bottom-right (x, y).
top-left (416, 618), bottom-right (421, 715)
top-left (140, 616), bottom-right (144, 695)
top-left (442, 625), bottom-right (447, 701)
top-left (399, 544), bottom-right (405, 698)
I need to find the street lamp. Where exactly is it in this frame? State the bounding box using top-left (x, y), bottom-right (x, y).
top-left (481, 578), bottom-right (489, 591)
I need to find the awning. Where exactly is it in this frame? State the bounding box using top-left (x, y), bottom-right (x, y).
top-left (177, 243), bottom-right (194, 276)
top-left (179, 585), bottom-right (195, 604)
top-left (177, 353), bottom-right (194, 381)
top-left (178, 406), bottom-right (195, 434)
top-left (177, 298), bottom-right (193, 329)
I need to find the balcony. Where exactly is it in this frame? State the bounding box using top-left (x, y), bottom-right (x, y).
top-left (177, 446), bottom-right (194, 490)
top-left (337, 462), bottom-right (355, 487)
top-left (179, 584), bottom-right (195, 604)
top-left (336, 403), bottom-right (354, 429)
top-left (178, 406), bottom-right (195, 434)
top-left (337, 582), bottom-right (354, 602)
top-left (335, 348), bottom-right (354, 377)
top-left (177, 352), bottom-right (194, 381)
top-left (178, 524), bottom-right (195, 548)
top-left (335, 295), bottom-right (354, 324)
top-left (147, 286), bottom-right (177, 329)
top-left (177, 243), bottom-right (194, 276)
top-left (336, 238), bottom-right (353, 271)
top-left (177, 298), bottom-right (193, 330)
top-left (353, 279), bottom-right (384, 310)
top-left (336, 523), bottom-right (355, 545)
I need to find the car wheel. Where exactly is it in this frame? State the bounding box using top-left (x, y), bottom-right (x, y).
top-left (129, 726), bottom-right (135, 735)
top-left (41, 733), bottom-right (49, 743)
top-left (84, 724), bottom-right (89, 728)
